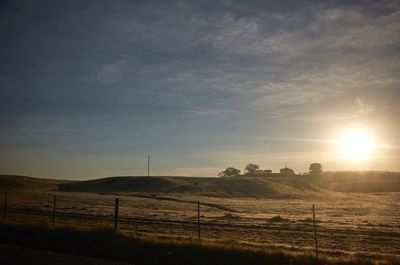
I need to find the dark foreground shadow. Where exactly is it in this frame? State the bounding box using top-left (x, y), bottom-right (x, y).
top-left (0, 224), bottom-right (396, 265)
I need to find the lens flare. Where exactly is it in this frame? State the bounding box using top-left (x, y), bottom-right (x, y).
top-left (339, 129), bottom-right (374, 161)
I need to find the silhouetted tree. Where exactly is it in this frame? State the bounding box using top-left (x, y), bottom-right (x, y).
top-left (263, 169), bottom-right (272, 174)
top-left (280, 167), bottom-right (295, 176)
top-left (244, 163), bottom-right (260, 175)
top-left (218, 167), bottom-right (241, 177)
top-left (309, 163), bottom-right (323, 175)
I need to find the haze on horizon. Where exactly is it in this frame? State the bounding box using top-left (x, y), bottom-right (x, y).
top-left (1, 0), bottom-right (400, 180)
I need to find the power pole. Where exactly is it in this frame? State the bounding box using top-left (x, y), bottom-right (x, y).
top-left (285, 161), bottom-right (287, 168)
top-left (147, 155), bottom-right (150, 177)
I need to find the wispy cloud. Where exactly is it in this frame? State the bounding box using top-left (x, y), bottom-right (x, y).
top-left (1, 0), bottom-right (400, 177)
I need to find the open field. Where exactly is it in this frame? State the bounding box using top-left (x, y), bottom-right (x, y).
top-left (1, 173), bottom-right (400, 263)
top-left (0, 244), bottom-right (131, 265)
top-left (1, 223), bottom-right (399, 265)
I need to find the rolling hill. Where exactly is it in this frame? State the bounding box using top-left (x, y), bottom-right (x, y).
top-left (0, 175), bottom-right (68, 192)
top-left (317, 171), bottom-right (400, 193)
top-left (1, 171), bottom-right (400, 197)
top-left (59, 175), bottom-right (327, 198)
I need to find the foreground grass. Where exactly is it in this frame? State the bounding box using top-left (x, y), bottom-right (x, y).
top-left (0, 223), bottom-right (398, 265)
top-left (0, 244), bottom-right (131, 265)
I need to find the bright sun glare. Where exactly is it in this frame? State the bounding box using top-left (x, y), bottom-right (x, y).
top-left (339, 129), bottom-right (374, 161)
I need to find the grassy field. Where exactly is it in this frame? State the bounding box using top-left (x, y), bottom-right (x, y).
top-left (1, 223), bottom-right (399, 265)
top-left (0, 243), bottom-right (131, 265)
top-left (1, 173), bottom-right (400, 263)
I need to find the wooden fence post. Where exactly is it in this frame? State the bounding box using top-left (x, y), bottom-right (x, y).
top-left (2, 192), bottom-right (7, 220)
top-left (197, 201), bottom-right (201, 241)
top-left (52, 195), bottom-right (57, 225)
top-left (114, 198), bottom-right (119, 229)
top-left (312, 204), bottom-right (319, 256)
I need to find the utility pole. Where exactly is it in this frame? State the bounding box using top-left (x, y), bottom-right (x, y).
top-left (147, 155), bottom-right (150, 177)
top-left (285, 161), bottom-right (287, 168)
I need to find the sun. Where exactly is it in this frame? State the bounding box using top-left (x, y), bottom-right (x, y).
top-left (339, 129), bottom-right (374, 161)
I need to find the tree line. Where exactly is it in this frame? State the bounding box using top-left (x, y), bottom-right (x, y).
top-left (218, 163), bottom-right (323, 177)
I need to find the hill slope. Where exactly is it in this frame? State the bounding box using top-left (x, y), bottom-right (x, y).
top-left (0, 175), bottom-right (68, 192)
top-left (2, 172), bottom-right (400, 197)
top-left (58, 176), bottom-right (327, 198)
top-left (316, 171), bottom-right (400, 193)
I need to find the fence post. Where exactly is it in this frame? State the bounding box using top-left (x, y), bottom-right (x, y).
top-left (52, 195), bottom-right (57, 225)
top-left (312, 204), bottom-right (319, 256)
top-left (114, 198), bottom-right (119, 229)
top-left (197, 201), bottom-right (201, 241)
top-left (2, 192), bottom-right (7, 220)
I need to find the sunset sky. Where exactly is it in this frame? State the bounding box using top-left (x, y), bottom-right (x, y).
top-left (1, 0), bottom-right (400, 179)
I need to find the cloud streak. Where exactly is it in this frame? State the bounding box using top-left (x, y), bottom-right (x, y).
top-left (1, 0), bottom-right (400, 177)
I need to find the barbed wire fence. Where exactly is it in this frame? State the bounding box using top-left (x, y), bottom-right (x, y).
top-left (2, 191), bottom-right (399, 257)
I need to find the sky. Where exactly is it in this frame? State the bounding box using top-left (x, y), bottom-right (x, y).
top-left (1, 0), bottom-right (400, 179)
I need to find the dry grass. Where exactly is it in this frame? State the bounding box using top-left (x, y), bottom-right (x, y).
top-left (1, 174), bottom-right (400, 263)
top-left (2, 191), bottom-right (400, 263)
top-left (1, 223), bottom-right (399, 265)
